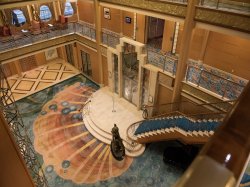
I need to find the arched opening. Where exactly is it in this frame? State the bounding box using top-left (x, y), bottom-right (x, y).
top-left (40, 5), bottom-right (52, 22)
top-left (12, 9), bottom-right (26, 27)
top-left (64, 2), bottom-right (74, 17)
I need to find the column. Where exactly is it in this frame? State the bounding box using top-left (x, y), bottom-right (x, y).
top-left (171, 0), bottom-right (199, 103)
top-left (72, 43), bottom-right (79, 69)
top-left (94, 0), bottom-right (103, 85)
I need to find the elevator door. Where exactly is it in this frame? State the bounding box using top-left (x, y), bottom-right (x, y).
top-left (122, 52), bottom-right (138, 105)
top-left (81, 50), bottom-right (92, 77)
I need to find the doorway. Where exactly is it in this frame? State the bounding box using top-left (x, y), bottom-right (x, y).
top-left (80, 50), bottom-right (92, 77)
top-left (65, 44), bottom-right (74, 65)
top-left (122, 43), bottom-right (139, 105)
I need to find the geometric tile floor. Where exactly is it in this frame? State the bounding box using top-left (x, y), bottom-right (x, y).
top-left (5, 58), bottom-right (80, 101)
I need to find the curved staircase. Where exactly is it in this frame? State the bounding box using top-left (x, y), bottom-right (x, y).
top-left (128, 114), bottom-right (221, 144)
top-left (126, 99), bottom-right (234, 145)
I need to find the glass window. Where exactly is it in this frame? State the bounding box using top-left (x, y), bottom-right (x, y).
top-left (40, 5), bottom-right (52, 22)
top-left (12, 9), bottom-right (26, 27)
top-left (64, 2), bottom-right (74, 16)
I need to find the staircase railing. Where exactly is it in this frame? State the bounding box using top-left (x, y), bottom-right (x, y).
top-left (142, 99), bottom-right (235, 119)
top-left (175, 81), bottom-right (250, 187)
top-left (127, 99), bottom-right (234, 142)
top-left (127, 110), bottom-right (226, 142)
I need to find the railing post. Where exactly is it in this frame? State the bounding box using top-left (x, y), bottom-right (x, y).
top-left (222, 81), bottom-right (229, 99)
top-left (197, 68), bottom-right (203, 87)
top-left (216, 0), bottom-right (220, 9)
top-left (185, 65), bottom-right (190, 81)
top-left (163, 55), bottom-right (166, 72)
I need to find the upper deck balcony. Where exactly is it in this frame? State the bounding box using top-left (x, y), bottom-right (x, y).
top-left (99, 0), bottom-right (250, 33)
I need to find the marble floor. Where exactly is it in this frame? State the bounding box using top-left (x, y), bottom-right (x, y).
top-left (5, 58), bottom-right (80, 101)
top-left (13, 73), bottom-right (250, 186)
top-left (86, 87), bottom-right (142, 140)
top-left (16, 74), bottom-right (183, 187)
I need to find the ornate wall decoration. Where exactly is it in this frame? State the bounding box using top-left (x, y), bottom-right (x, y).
top-left (100, 0), bottom-right (187, 17)
top-left (195, 7), bottom-right (250, 33)
top-left (185, 60), bottom-right (248, 100)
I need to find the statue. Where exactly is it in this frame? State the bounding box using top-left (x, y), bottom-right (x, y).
top-left (110, 124), bottom-right (125, 161)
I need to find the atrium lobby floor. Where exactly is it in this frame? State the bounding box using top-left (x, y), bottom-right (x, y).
top-left (16, 74), bottom-right (183, 186)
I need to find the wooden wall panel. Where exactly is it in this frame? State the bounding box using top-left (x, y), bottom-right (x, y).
top-left (162, 20), bottom-right (175, 53)
top-left (101, 6), bottom-right (121, 33)
top-left (35, 52), bottom-right (46, 66)
top-left (77, 0), bottom-right (95, 24)
top-left (188, 28), bottom-right (205, 60)
top-left (2, 62), bottom-right (17, 77)
top-left (156, 84), bottom-right (173, 114)
top-left (204, 32), bottom-right (250, 80)
top-left (122, 11), bottom-right (134, 38)
top-left (136, 14), bottom-right (146, 43)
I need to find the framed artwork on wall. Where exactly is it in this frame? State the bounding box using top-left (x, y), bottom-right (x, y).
top-left (103, 7), bottom-right (110, 19)
top-left (45, 48), bottom-right (58, 61)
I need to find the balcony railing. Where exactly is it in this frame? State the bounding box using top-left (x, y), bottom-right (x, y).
top-left (0, 22), bottom-right (99, 53)
top-left (185, 60), bottom-right (248, 100)
top-left (76, 22), bottom-right (96, 40)
top-left (147, 48), bottom-right (178, 76)
top-left (1, 21), bottom-right (248, 102)
top-left (199, 0), bottom-right (250, 14)
top-left (101, 28), bottom-right (121, 48)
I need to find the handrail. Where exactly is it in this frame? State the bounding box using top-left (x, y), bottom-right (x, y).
top-left (187, 64), bottom-right (246, 88)
top-left (82, 99), bottom-right (91, 108)
top-left (143, 99), bottom-right (235, 113)
top-left (198, 0), bottom-right (250, 14)
top-left (185, 63), bottom-right (247, 100)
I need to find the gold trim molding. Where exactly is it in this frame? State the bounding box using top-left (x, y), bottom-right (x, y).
top-left (99, 0), bottom-right (187, 17)
top-left (195, 7), bottom-right (250, 33)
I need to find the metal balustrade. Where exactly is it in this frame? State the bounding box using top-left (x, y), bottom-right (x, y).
top-left (199, 0), bottom-right (250, 13)
top-left (101, 28), bottom-right (121, 48)
top-left (0, 22), bottom-right (93, 53)
top-left (147, 48), bottom-right (178, 76)
top-left (185, 63), bottom-right (247, 100)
